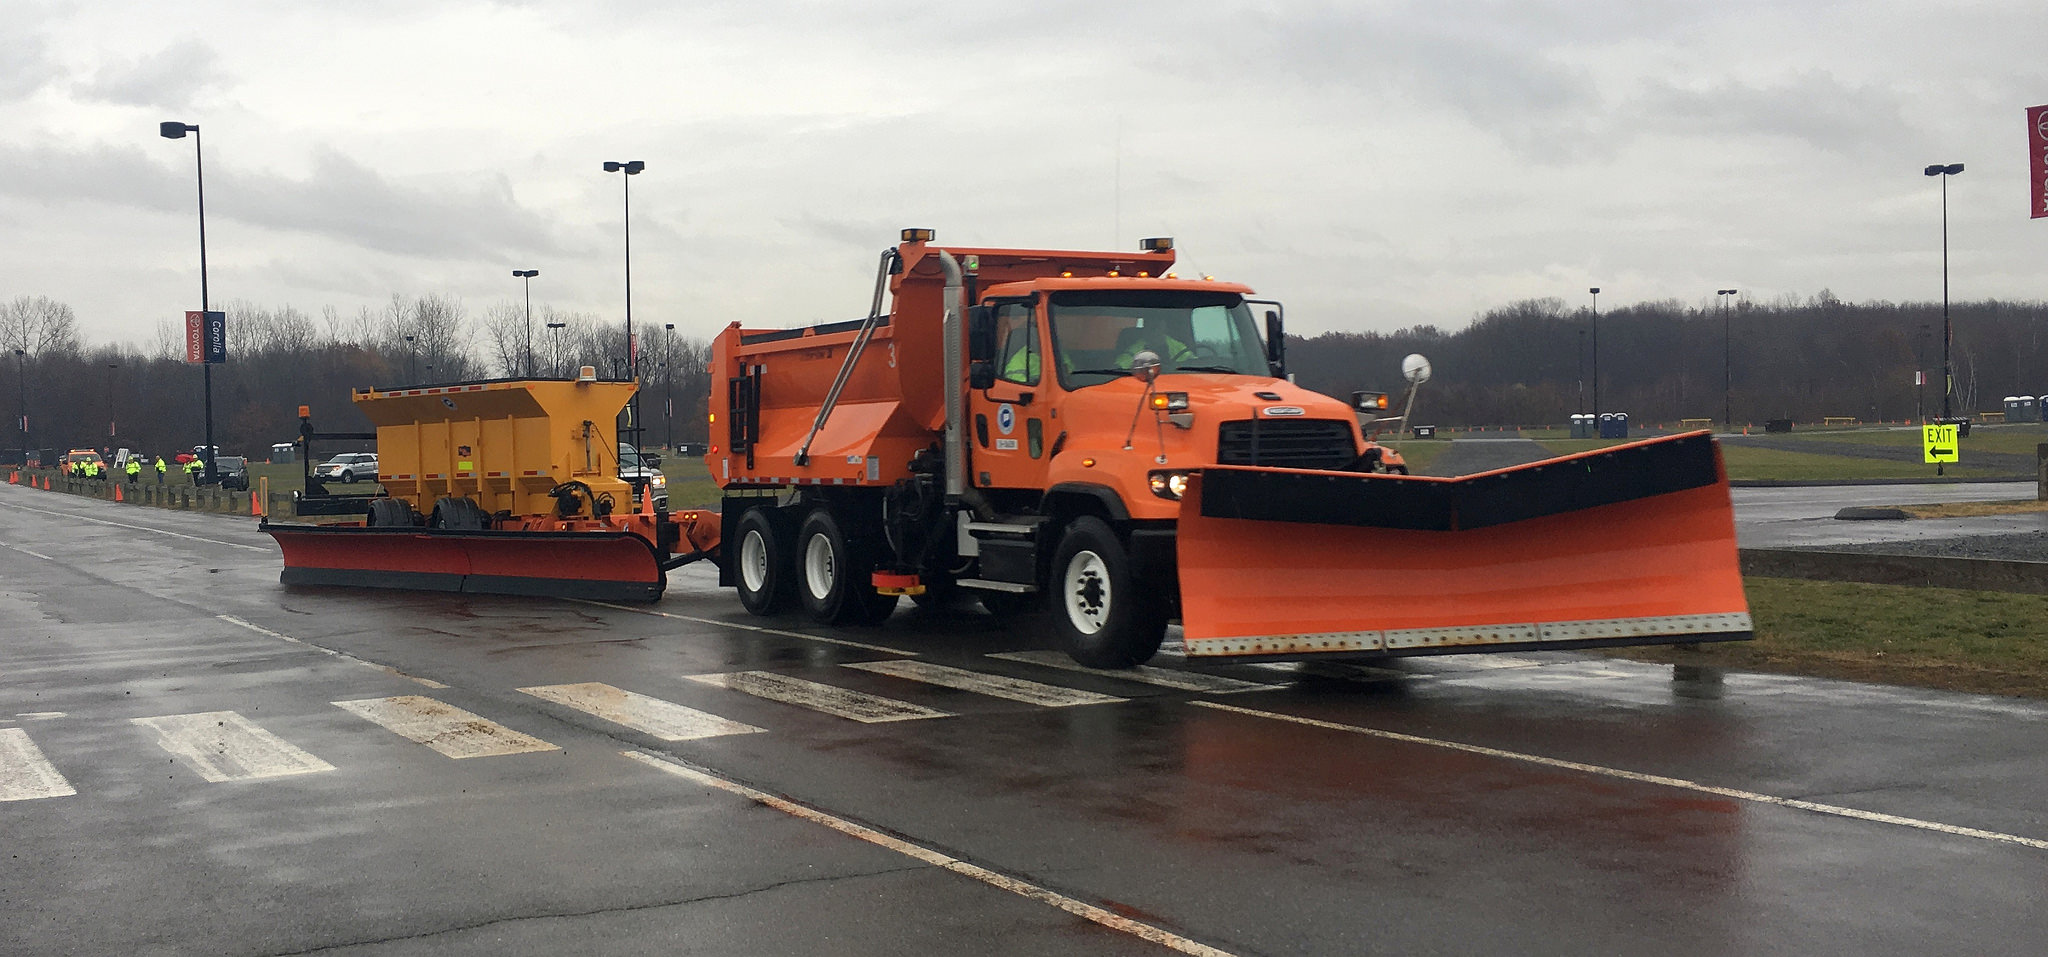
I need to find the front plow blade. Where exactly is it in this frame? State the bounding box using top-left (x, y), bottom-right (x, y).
top-left (1176, 431), bottom-right (1750, 660)
top-left (264, 522), bottom-right (667, 602)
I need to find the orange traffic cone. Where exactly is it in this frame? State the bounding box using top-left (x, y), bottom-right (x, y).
top-left (7, 470), bottom-right (16, 484)
top-left (250, 491), bottom-right (262, 516)
top-left (114, 483), bottom-right (123, 502)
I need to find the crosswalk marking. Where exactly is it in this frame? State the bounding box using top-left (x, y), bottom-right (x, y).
top-left (686, 672), bottom-right (953, 723)
top-left (843, 660), bottom-right (1124, 708)
top-left (986, 651), bottom-right (1280, 694)
top-left (131, 711), bottom-right (336, 783)
top-left (518, 682), bottom-right (765, 741)
top-left (0, 728), bottom-right (75, 801)
top-left (333, 696), bottom-right (558, 758)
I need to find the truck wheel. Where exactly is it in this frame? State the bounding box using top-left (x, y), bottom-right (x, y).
top-left (734, 507), bottom-right (794, 615)
top-left (1050, 516), bottom-right (1165, 668)
top-left (795, 508), bottom-right (897, 625)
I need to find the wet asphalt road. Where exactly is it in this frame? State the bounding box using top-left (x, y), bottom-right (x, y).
top-left (3, 482), bottom-right (2047, 956)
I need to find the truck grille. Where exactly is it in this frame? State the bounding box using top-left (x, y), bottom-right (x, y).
top-left (1216, 419), bottom-right (1357, 469)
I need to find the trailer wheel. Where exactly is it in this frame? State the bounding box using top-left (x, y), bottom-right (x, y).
top-left (428, 496), bottom-right (487, 530)
top-left (734, 507), bottom-right (793, 615)
top-left (366, 498), bottom-right (415, 527)
top-left (796, 508), bottom-right (898, 625)
top-left (1050, 516), bottom-right (1165, 668)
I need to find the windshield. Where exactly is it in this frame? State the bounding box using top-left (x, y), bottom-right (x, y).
top-left (1047, 291), bottom-right (1269, 388)
top-left (618, 443), bottom-right (645, 468)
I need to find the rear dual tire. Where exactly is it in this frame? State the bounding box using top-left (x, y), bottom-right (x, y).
top-left (796, 509), bottom-right (897, 625)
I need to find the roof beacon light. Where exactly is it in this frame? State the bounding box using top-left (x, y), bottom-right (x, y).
top-left (1140, 237), bottom-right (1173, 252)
top-left (901, 228), bottom-right (935, 243)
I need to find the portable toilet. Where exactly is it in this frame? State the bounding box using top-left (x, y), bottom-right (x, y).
top-left (1570, 413), bottom-right (1596, 439)
top-left (270, 442), bottom-right (296, 464)
top-left (1598, 412), bottom-right (1630, 439)
top-left (2003, 396), bottom-right (2040, 423)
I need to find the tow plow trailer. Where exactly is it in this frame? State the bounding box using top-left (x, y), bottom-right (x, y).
top-left (1175, 431), bottom-right (1750, 661)
top-left (262, 374), bottom-right (718, 602)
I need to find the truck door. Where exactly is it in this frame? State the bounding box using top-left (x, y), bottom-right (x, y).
top-left (969, 299), bottom-right (1054, 492)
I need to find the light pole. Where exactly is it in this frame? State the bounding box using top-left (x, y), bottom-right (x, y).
top-left (663, 322), bottom-right (675, 451)
top-left (12, 348), bottom-right (26, 464)
top-left (159, 120), bottom-right (216, 485)
top-left (1718, 289), bottom-right (1738, 426)
top-left (1589, 287), bottom-right (1601, 416)
top-left (513, 269), bottom-right (539, 376)
top-left (404, 334), bottom-right (417, 383)
top-left (1917, 323), bottom-right (1930, 425)
top-left (1925, 163), bottom-right (1964, 421)
top-left (105, 362), bottom-right (119, 446)
top-left (545, 321), bottom-right (566, 377)
top-left (603, 160), bottom-right (645, 449)
top-left (1575, 329), bottom-right (1585, 414)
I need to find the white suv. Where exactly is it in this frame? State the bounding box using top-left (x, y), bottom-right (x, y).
top-left (315, 452), bottom-right (379, 484)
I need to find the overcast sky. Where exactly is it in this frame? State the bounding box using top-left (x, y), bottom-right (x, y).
top-left (5, 0), bottom-right (2046, 350)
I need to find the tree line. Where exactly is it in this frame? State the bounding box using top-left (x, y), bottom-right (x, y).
top-left (1286, 293), bottom-right (2048, 428)
top-left (0, 294), bottom-right (712, 463)
top-left (7, 289), bottom-right (2045, 462)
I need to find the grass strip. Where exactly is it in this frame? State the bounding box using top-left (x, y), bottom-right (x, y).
top-left (1599, 577), bottom-right (2048, 699)
top-left (1896, 500), bottom-right (2048, 519)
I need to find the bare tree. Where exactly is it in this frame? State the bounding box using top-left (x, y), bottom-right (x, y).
top-left (0, 295), bottom-right (82, 358)
top-left (477, 299), bottom-right (534, 377)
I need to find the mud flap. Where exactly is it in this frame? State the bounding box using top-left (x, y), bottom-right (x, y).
top-left (264, 523), bottom-right (668, 602)
top-left (1176, 432), bottom-right (1751, 660)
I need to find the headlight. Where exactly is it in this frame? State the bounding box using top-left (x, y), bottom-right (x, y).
top-left (1147, 470), bottom-right (1190, 500)
top-left (650, 473), bottom-right (666, 488)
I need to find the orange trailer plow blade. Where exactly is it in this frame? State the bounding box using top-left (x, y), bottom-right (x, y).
top-left (1176, 431), bottom-right (1750, 660)
top-left (263, 522), bottom-right (668, 602)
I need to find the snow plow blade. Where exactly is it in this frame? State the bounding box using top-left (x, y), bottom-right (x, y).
top-left (263, 522), bottom-right (668, 602)
top-left (1176, 431), bottom-right (1750, 660)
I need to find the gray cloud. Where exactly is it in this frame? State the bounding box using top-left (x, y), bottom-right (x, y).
top-left (1625, 72), bottom-right (1915, 153)
top-left (0, 29), bottom-right (60, 101)
top-left (76, 39), bottom-right (232, 109)
top-left (0, 142), bottom-right (562, 261)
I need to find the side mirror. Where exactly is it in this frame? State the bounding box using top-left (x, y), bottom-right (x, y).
top-left (1264, 309), bottom-right (1285, 375)
top-left (1130, 350), bottom-right (1161, 383)
top-left (643, 452), bottom-right (662, 468)
top-left (968, 360), bottom-right (996, 391)
top-left (967, 305), bottom-right (996, 362)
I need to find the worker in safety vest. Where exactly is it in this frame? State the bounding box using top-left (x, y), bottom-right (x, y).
top-left (154, 456), bottom-right (167, 483)
top-left (83, 459), bottom-right (99, 479)
top-left (1113, 323), bottom-right (1193, 370)
top-left (184, 458), bottom-right (204, 480)
top-left (125, 458), bottom-right (141, 483)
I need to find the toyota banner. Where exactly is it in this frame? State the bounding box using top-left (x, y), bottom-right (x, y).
top-left (2032, 104), bottom-right (2048, 220)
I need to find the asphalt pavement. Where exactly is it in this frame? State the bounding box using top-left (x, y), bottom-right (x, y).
top-left (4, 482), bottom-right (2047, 956)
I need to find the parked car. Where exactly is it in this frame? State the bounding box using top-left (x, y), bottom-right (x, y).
top-left (618, 443), bottom-right (668, 510)
top-left (210, 456), bottom-right (249, 490)
top-left (314, 452), bottom-right (379, 484)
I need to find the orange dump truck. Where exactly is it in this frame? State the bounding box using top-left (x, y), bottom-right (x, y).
top-left (709, 230), bottom-right (1750, 666)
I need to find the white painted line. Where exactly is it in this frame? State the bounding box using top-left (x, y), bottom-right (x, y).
top-left (0, 728), bottom-right (76, 801)
top-left (131, 711), bottom-right (336, 783)
top-left (218, 615), bottom-right (448, 688)
top-left (12, 712), bottom-right (66, 721)
top-left (621, 750), bottom-right (1236, 957)
top-left (686, 671), bottom-right (952, 723)
top-left (333, 696), bottom-right (558, 758)
top-left (575, 600), bottom-right (918, 657)
top-left (0, 541), bottom-right (55, 561)
top-left (519, 682), bottom-right (764, 741)
top-left (988, 651), bottom-right (1279, 694)
top-left (0, 500), bottom-right (269, 551)
top-left (1192, 701), bottom-right (2048, 852)
top-left (843, 660), bottom-right (1124, 708)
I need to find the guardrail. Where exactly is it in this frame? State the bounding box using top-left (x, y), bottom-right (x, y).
top-left (5, 468), bottom-right (299, 518)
